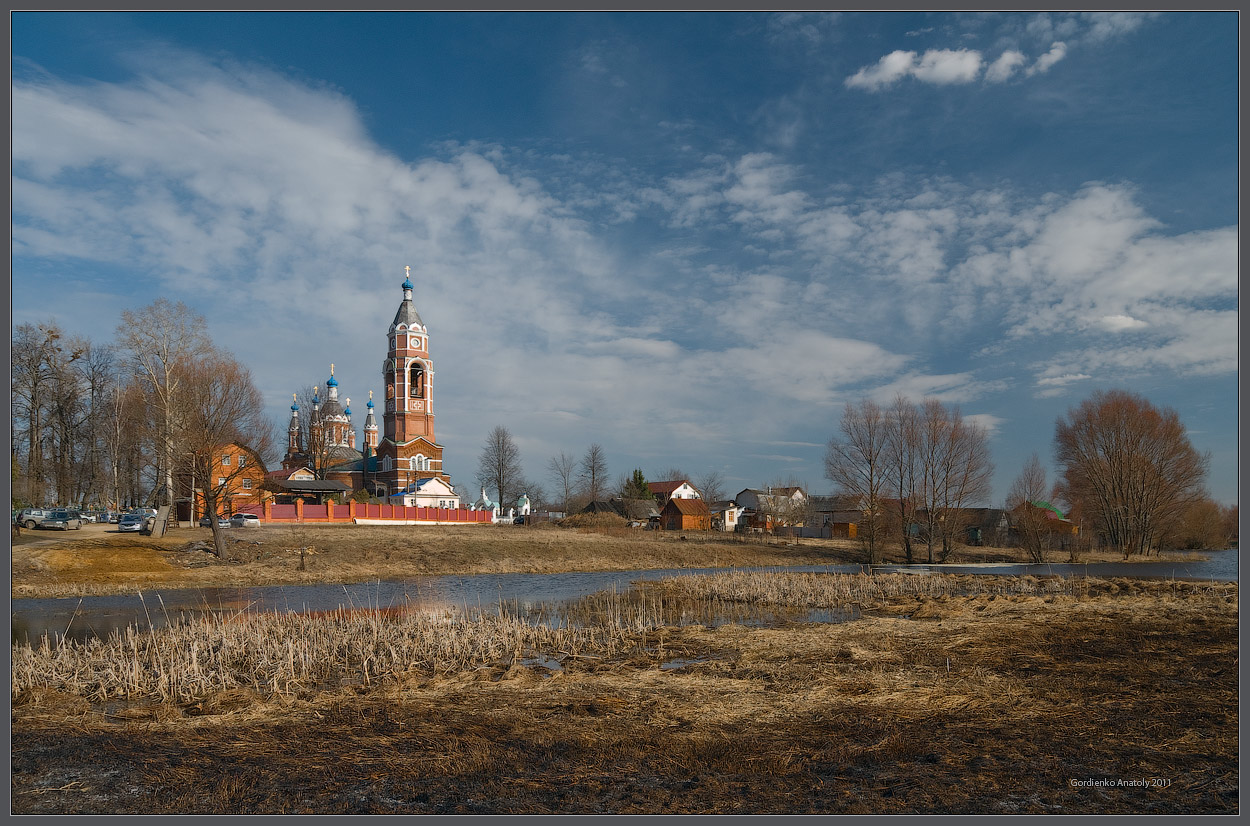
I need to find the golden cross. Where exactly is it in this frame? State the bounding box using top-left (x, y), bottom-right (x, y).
top-left (405, 265), bottom-right (411, 278)
top-left (330, 363), bottom-right (335, 376)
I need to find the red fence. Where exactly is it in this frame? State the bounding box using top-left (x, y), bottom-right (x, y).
top-left (234, 501), bottom-right (492, 524)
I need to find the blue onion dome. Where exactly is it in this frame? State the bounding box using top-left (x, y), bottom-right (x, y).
top-left (291, 393), bottom-right (299, 412)
top-left (367, 396), bottom-right (374, 409)
top-left (327, 374), bottom-right (338, 388)
top-left (402, 275), bottom-right (414, 291)
top-left (344, 402), bottom-right (352, 416)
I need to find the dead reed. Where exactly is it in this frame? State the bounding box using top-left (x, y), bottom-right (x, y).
top-left (654, 570), bottom-right (1228, 610)
top-left (11, 594), bottom-right (662, 706)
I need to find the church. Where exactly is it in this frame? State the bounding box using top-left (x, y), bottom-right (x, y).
top-left (275, 268), bottom-right (460, 507)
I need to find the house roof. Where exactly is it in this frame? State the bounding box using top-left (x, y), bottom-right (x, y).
top-left (267, 479), bottom-right (351, 493)
top-left (664, 498), bottom-right (710, 516)
top-left (266, 468), bottom-right (300, 480)
top-left (648, 480), bottom-right (692, 495)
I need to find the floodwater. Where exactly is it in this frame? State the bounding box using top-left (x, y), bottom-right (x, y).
top-left (10, 549), bottom-right (1238, 645)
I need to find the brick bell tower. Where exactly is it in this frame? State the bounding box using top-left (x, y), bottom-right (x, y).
top-left (377, 267), bottom-right (447, 493)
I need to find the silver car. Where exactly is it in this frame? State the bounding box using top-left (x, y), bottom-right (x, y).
top-left (17, 509), bottom-right (52, 530)
top-left (40, 509), bottom-right (83, 530)
top-left (117, 513), bottom-right (145, 532)
top-left (229, 513), bottom-right (261, 528)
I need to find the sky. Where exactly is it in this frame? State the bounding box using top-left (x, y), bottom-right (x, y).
top-left (10, 11), bottom-right (1240, 507)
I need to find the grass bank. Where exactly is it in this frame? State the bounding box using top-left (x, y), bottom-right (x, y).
top-left (11, 574), bottom-right (1237, 814)
top-left (10, 521), bottom-right (1212, 600)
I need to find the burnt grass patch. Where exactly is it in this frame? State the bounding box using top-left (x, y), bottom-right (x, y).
top-left (11, 580), bottom-right (1237, 814)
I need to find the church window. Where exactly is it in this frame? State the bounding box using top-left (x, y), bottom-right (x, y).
top-left (383, 456), bottom-right (392, 472)
top-left (386, 382), bottom-right (394, 399)
top-left (410, 365), bottom-right (425, 398)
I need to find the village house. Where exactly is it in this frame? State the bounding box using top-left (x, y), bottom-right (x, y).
top-left (661, 497), bottom-right (710, 531)
top-left (177, 442), bottom-right (269, 522)
top-left (709, 500), bottom-right (746, 532)
top-left (389, 475), bottom-right (461, 509)
top-left (735, 486), bottom-right (809, 533)
top-left (647, 480), bottom-right (702, 508)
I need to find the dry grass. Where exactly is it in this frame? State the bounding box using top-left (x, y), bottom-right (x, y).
top-left (11, 573), bottom-right (1238, 814)
top-left (11, 523), bottom-right (861, 599)
top-left (11, 597), bottom-right (659, 705)
top-left (12, 522), bottom-right (1214, 601)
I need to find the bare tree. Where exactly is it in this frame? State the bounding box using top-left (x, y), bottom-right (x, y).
top-left (883, 394), bottom-right (921, 563)
top-left (11, 322), bottom-right (68, 505)
top-left (1006, 453), bottom-right (1054, 563)
top-left (825, 399), bottom-right (888, 563)
top-left (579, 443), bottom-right (608, 502)
top-left (476, 425), bottom-right (523, 507)
top-left (180, 350), bottom-right (274, 558)
top-left (693, 469), bottom-right (726, 505)
top-left (1055, 389), bottom-right (1209, 558)
top-left (116, 299), bottom-right (211, 509)
top-left (547, 451), bottom-right (577, 514)
top-left (909, 398), bottom-right (995, 563)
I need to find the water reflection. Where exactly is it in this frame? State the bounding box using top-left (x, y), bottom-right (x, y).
top-left (11, 549), bottom-right (1237, 645)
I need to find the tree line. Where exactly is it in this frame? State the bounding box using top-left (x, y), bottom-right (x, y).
top-left (825, 389), bottom-right (1233, 563)
top-left (475, 427), bottom-right (728, 516)
top-left (12, 300), bottom-right (273, 557)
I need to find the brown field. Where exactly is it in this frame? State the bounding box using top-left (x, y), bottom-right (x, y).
top-left (10, 519), bottom-right (1207, 600)
top-left (11, 525), bottom-right (1236, 814)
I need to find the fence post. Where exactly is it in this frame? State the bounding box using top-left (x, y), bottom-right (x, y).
top-left (296, 498), bottom-right (305, 523)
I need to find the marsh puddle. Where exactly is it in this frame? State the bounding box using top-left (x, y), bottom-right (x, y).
top-left (11, 549), bottom-right (1236, 644)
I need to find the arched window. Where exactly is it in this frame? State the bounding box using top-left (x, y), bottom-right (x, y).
top-left (409, 364), bottom-right (425, 398)
top-left (382, 456), bottom-right (392, 472)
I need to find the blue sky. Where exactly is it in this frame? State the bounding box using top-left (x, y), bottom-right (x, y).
top-left (11, 11), bottom-right (1239, 506)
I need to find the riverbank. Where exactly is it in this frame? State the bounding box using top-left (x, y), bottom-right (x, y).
top-left (10, 521), bottom-right (1215, 600)
top-left (11, 574), bottom-right (1237, 814)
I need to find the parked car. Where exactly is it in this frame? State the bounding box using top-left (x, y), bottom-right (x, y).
top-left (16, 508), bottom-right (53, 530)
top-left (229, 513), bottom-right (261, 528)
top-left (117, 513), bottom-right (146, 532)
top-left (40, 509), bottom-right (83, 531)
top-left (200, 515), bottom-right (230, 529)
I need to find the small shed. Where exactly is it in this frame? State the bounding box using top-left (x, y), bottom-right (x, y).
top-left (661, 497), bottom-right (710, 532)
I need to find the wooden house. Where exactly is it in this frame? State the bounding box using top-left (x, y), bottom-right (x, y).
top-left (661, 497), bottom-right (710, 531)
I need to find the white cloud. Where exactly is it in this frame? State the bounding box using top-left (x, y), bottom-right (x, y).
top-left (1099, 314), bottom-right (1148, 332)
top-left (845, 50), bottom-right (918, 91)
top-left (846, 48), bottom-right (983, 90)
top-left (985, 50), bottom-right (1026, 82)
top-left (1027, 41), bottom-right (1068, 75)
top-left (911, 48), bottom-right (983, 85)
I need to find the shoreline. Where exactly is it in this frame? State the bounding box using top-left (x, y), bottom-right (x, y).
top-left (10, 521), bottom-right (1226, 601)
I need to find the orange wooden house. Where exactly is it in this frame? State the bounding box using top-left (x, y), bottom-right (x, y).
top-left (661, 497), bottom-right (711, 531)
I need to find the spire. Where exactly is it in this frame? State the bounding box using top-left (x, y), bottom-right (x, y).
top-left (391, 265), bottom-right (424, 331)
top-left (363, 389), bottom-right (378, 452)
